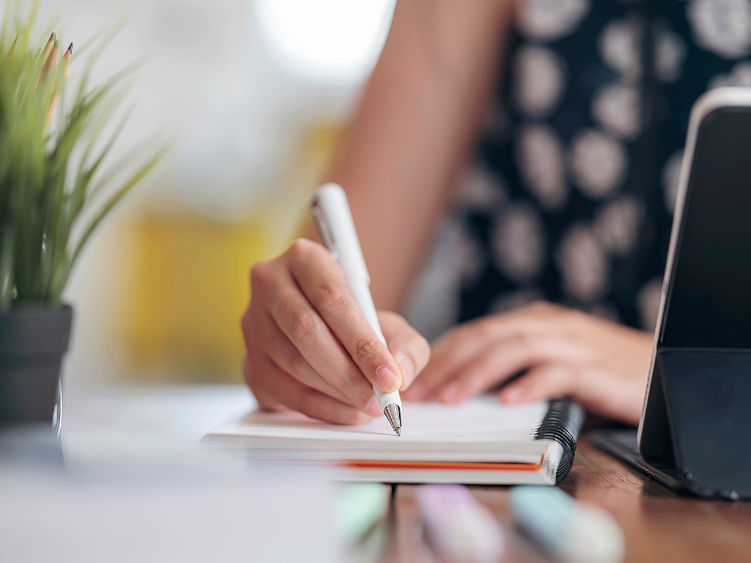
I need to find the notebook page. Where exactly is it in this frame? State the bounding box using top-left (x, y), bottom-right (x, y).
top-left (210, 397), bottom-right (550, 463)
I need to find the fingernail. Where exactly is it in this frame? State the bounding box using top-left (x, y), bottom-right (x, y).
top-left (364, 396), bottom-right (382, 417)
top-left (398, 355), bottom-right (415, 389)
top-left (439, 383), bottom-right (462, 403)
top-left (501, 386), bottom-right (524, 403)
top-left (374, 365), bottom-right (399, 392)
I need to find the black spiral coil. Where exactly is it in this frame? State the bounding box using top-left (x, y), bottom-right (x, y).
top-left (534, 398), bottom-right (585, 483)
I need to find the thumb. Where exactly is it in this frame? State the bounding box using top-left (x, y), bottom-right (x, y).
top-left (378, 311), bottom-right (431, 391)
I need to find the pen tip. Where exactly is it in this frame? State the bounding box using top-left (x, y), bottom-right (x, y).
top-left (383, 403), bottom-right (402, 436)
top-left (66, 42), bottom-right (73, 55)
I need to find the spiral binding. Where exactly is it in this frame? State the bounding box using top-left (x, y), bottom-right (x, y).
top-left (534, 398), bottom-right (585, 483)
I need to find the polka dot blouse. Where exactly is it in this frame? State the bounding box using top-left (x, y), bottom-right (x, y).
top-left (406, 0), bottom-right (751, 340)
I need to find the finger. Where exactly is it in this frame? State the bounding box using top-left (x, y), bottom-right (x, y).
top-left (244, 356), bottom-right (284, 413)
top-left (435, 336), bottom-right (589, 404)
top-left (287, 239), bottom-right (402, 392)
top-left (498, 364), bottom-right (576, 404)
top-left (406, 312), bottom-right (556, 401)
top-left (256, 309), bottom-right (381, 416)
top-left (253, 355), bottom-right (374, 425)
top-left (405, 323), bottom-right (493, 400)
top-left (378, 311), bottom-right (431, 390)
top-left (501, 365), bottom-right (644, 424)
top-left (264, 274), bottom-right (377, 413)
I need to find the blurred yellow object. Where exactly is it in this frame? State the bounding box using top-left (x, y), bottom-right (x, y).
top-left (122, 212), bottom-right (274, 381)
top-left (120, 122), bottom-right (341, 382)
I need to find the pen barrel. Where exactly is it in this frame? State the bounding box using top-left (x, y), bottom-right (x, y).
top-left (337, 223), bottom-right (402, 411)
top-left (345, 272), bottom-right (386, 345)
top-left (311, 184), bottom-right (402, 412)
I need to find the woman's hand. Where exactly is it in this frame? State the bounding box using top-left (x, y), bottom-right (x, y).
top-left (241, 239), bottom-right (430, 424)
top-left (403, 302), bottom-right (653, 424)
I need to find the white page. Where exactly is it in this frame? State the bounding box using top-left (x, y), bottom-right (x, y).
top-left (209, 397), bottom-right (550, 464)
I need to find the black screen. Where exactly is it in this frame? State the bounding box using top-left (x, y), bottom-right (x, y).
top-left (661, 106), bottom-right (751, 348)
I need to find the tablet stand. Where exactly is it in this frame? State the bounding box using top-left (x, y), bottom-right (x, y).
top-left (639, 346), bottom-right (751, 500)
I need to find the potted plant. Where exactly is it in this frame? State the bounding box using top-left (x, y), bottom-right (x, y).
top-left (0, 13), bottom-right (166, 426)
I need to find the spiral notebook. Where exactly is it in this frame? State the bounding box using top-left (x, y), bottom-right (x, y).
top-left (208, 397), bottom-right (584, 484)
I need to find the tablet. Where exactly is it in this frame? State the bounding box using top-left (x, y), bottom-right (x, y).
top-left (597, 89), bottom-right (751, 499)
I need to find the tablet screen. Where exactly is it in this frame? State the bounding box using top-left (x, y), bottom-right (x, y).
top-left (661, 106), bottom-right (751, 348)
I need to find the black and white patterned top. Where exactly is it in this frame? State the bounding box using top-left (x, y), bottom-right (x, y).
top-left (406, 0), bottom-right (751, 340)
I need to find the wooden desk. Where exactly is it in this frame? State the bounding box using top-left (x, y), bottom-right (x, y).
top-left (385, 437), bottom-right (751, 563)
top-left (62, 385), bottom-right (751, 562)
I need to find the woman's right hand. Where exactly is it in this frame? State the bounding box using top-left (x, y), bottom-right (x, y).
top-left (241, 238), bottom-right (430, 424)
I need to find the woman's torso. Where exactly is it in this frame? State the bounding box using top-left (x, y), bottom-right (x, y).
top-left (406, 0), bottom-right (751, 339)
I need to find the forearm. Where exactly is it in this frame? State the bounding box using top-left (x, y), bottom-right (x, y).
top-left (325, 0), bottom-right (514, 311)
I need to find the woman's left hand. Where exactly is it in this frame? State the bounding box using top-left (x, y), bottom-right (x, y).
top-left (403, 302), bottom-right (653, 425)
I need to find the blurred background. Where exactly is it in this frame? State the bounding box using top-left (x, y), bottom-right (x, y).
top-left (20, 0), bottom-right (396, 386)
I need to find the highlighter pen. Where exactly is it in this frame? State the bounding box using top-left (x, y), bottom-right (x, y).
top-left (416, 484), bottom-right (505, 563)
top-left (335, 483), bottom-right (390, 541)
top-left (510, 486), bottom-right (624, 563)
top-left (310, 183), bottom-right (403, 436)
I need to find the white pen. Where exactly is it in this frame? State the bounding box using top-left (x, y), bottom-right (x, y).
top-left (310, 183), bottom-right (403, 436)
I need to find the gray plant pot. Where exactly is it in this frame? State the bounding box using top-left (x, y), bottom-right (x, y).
top-left (0, 305), bottom-right (73, 426)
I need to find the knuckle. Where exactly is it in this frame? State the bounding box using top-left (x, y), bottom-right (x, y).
top-left (565, 308), bottom-right (587, 326)
top-left (354, 334), bottom-right (379, 362)
top-left (315, 280), bottom-right (347, 311)
top-left (249, 261), bottom-right (268, 287)
top-left (289, 308), bottom-right (318, 342)
top-left (516, 321), bottom-right (538, 341)
top-left (527, 300), bottom-right (554, 316)
top-left (288, 238), bottom-right (307, 256)
top-left (475, 321), bottom-right (496, 341)
top-left (442, 324), bottom-right (470, 345)
top-left (288, 238), bottom-right (317, 263)
top-left (514, 330), bottom-right (539, 353)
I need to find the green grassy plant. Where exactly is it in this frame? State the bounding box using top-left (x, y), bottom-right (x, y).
top-left (0, 8), bottom-right (167, 312)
